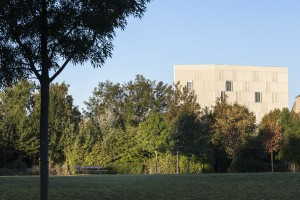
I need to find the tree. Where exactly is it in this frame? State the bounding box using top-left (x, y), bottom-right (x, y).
top-left (212, 97), bottom-right (256, 172)
top-left (84, 80), bottom-right (125, 129)
top-left (196, 108), bottom-right (215, 171)
top-left (259, 122), bottom-right (282, 172)
top-left (124, 75), bottom-right (157, 126)
top-left (170, 111), bottom-right (211, 174)
top-left (0, 80), bottom-right (36, 168)
top-left (259, 109), bottom-right (283, 172)
top-left (83, 75), bottom-right (172, 174)
top-left (166, 83), bottom-right (201, 173)
top-left (0, 81), bottom-right (81, 172)
top-left (136, 111), bottom-right (169, 174)
top-left (0, 1), bottom-right (151, 199)
top-left (280, 134), bottom-right (300, 172)
top-left (48, 83), bottom-right (81, 164)
top-left (165, 83), bottom-right (201, 124)
top-left (279, 110), bottom-right (300, 171)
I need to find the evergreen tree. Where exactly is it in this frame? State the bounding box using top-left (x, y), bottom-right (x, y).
top-left (0, 80), bottom-right (36, 167)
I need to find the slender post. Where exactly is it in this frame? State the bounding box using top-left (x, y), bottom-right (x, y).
top-left (187, 154), bottom-right (190, 174)
top-left (176, 151), bottom-right (179, 174)
top-left (155, 151), bottom-right (158, 174)
top-left (271, 150), bottom-right (274, 172)
top-left (271, 137), bottom-right (274, 173)
top-left (294, 163), bottom-right (296, 172)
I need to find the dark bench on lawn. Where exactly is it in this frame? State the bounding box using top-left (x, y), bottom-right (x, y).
top-left (75, 166), bottom-right (103, 174)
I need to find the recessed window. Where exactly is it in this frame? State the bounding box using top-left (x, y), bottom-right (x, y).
top-left (255, 92), bottom-right (262, 103)
top-left (226, 81), bottom-right (232, 91)
top-left (187, 81), bottom-right (193, 91)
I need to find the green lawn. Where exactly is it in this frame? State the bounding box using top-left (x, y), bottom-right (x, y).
top-left (0, 173), bottom-right (299, 200)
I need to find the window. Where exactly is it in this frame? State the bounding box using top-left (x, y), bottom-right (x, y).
top-left (187, 81), bottom-right (193, 91)
top-left (226, 81), bottom-right (232, 91)
top-left (255, 92), bottom-right (262, 103)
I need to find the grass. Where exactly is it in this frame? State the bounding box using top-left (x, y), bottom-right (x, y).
top-left (0, 173), bottom-right (300, 199)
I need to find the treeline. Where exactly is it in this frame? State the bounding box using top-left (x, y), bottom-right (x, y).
top-left (1, 75), bottom-right (300, 174)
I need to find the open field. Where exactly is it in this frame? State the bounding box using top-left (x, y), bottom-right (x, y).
top-left (0, 173), bottom-right (300, 200)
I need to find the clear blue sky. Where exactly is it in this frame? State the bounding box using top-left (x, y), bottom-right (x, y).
top-left (55, 0), bottom-right (300, 110)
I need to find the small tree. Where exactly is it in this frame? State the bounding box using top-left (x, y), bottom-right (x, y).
top-left (260, 122), bottom-right (282, 172)
top-left (259, 109), bottom-right (284, 172)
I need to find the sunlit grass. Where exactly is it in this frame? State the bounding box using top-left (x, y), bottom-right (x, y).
top-left (0, 173), bottom-right (299, 199)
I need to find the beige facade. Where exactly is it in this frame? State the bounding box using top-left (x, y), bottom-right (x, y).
top-left (174, 64), bottom-right (289, 123)
top-left (292, 95), bottom-right (300, 113)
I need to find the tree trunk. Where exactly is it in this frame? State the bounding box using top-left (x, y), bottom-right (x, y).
top-left (294, 163), bottom-right (296, 172)
top-left (34, 155), bottom-right (35, 166)
top-left (40, 80), bottom-right (50, 200)
top-left (33, 154), bottom-right (36, 174)
top-left (3, 147), bottom-right (5, 168)
top-left (40, 0), bottom-right (50, 199)
top-left (155, 151), bottom-right (158, 174)
top-left (176, 151), bottom-right (179, 174)
top-left (187, 155), bottom-right (190, 174)
top-left (271, 150), bottom-right (274, 172)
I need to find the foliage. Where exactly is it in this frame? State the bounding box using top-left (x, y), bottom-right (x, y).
top-left (259, 108), bottom-right (284, 154)
top-left (81, 75), bottom-right (175, 173)
top-left (3, 76), bottom-right (300, 175)
top-left (212, 96), bottom-right (256, 170)
top-left (0, 81), bottom-right (80, 170)
top-left (234, 136), bottom-right (269, 172)
top-left (0, 0), bottom-right (152, 84)
top-left (0, 80), bottom-right (36, 167)
top-left (258, 109), bottom-right (284, 172)
top-left (48, 83), bottom-right (81, 163)
top-left (167, 83), bottom-right (215, 173)
top-left (165, 83), bottom-right (200, 124)
top-left (260, 123), bottom-right (282, 154)
top-left (279, 110), bottom-right (300, 169)
top-left (280, 135), bottom-right (300, 166)
top-left (135, 111), bottom-right (169, 171)
top-left (170, 112), bottom-right (207, 172)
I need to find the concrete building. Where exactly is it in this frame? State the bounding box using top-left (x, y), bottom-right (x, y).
top-left (292, 95), bottom-right (300, 113)
top-left (174, 64), bottom-right (289, 123)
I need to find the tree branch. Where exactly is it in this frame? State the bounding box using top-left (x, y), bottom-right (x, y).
top-left (13, 36), bottom-right (41, 80)
top-left (49, 16), bottom-right (82, 60)
top-left (49, 53), bottom-right (74, 83)
top-left (49, 30), bottom-right (97, 83)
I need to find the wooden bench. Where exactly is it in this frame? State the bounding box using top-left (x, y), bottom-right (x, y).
top-left (75, 166), bottom-right (103, 173)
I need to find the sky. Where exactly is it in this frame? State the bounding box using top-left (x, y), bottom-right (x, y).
top-left (55, 0), bottom-right (300, 110)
